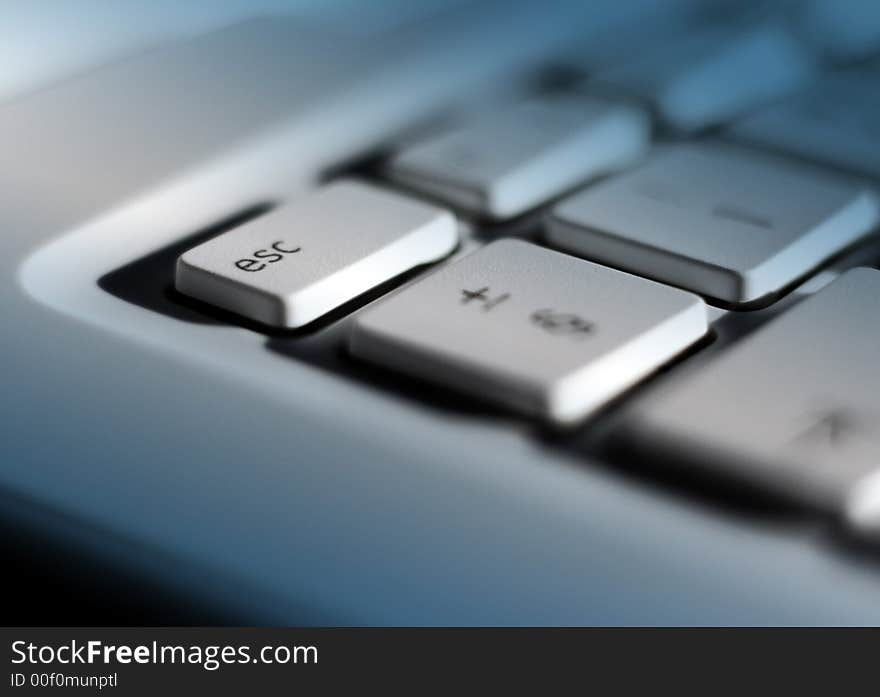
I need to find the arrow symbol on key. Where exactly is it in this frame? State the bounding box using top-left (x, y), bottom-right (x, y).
top-left (796, 408), bottom-right (864, 447)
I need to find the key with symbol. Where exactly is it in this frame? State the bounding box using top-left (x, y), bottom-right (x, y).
top-left (176, 180), bottom-right (457, 328)
top-left (546, 141), bottom-right (879, 306)
top-left (349, 239), bottom-right (707, 424)
top-left (624, 267), bottom-right (880, 537)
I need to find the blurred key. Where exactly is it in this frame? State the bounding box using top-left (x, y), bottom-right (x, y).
top-left (546, 142), bottom-right (879, 306)
top-left (387, 94), bottom-right (650, 220)
top-left (593, 22), bottom-right (815, 131)
top-left (731, 70), bottom-right (880, 179)
top-left (795, 0), bottom-right (880, 61)
top-left (349, 239), bottom-right (707, 424)
top-left (176, 181), bottom-right (457, 328)
top-left (626, 268), bottom-right (880, 537)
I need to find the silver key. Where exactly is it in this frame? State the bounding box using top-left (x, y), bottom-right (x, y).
top-left (731, 70), bottom-right (880, 180)
top-left (593, 21), bottom-right (814, 131)
top-left (176, 180), bottom-right (457, 328)
top-left (349, 239), bottom-right (707, 424)
top-left (386, 94), bottom-right (650, 220)
top-left (625, 268), bottom-right (880, 537)
top-left (546, 142), bottom-right (879, 306)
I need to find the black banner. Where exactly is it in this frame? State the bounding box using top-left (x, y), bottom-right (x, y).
top-left (1, 628), bottom-right (875, 694)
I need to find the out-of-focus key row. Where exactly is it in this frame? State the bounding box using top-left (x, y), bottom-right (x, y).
top-left (387, 102), bottom-right (879, 306)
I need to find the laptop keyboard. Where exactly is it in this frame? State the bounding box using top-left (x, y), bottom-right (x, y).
top-left (103, 3), bottom-right (880, 540)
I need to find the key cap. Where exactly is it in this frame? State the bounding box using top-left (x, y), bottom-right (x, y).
top-left (795, 0), bottom-right (880, 60)
top-left (386, 94), bottom-right (650, 220)
top-left (593, 22), bottom-right (815, 131)
top-left (625, 268), bottom-right (880, 537)
top-left (546, 142), bottom-right (880, 306)
top-left (349, 239), bottom-right (707, 424)
top-left (731, 70), bottom-right (880, 180)
top-left (176, 180), bottom-right (457, 328)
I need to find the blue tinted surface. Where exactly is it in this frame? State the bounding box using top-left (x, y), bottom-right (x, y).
top-left (3, 0), bottom-right (880, 625)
